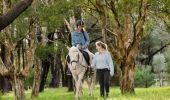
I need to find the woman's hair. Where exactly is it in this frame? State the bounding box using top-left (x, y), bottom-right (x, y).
top-left (96, 41), bottom-right (107, 50)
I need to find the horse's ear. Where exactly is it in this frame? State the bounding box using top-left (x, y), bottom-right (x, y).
top-left (67, 46), bottom-right (70, 51)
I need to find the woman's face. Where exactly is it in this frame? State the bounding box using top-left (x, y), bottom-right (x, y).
top-left (77, 25), bottom-right (83, 31)
top-left (96, 44), bottom-right (101, 51)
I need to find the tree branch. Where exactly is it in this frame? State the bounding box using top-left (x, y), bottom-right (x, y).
top-left (64, 18), bottom-right (72, 32)
top-left (109, 0), bottom-right (121, 27)
top-left (141, 43), bottom-right (170, 63)
top-left (133, 0), bottom-right (148, 44)
top-left (127, 0), bottom-right (148, 55)
top-left (20, 17), bottom-right (36, 77)
top-left (0, 0), bottom-right (33, 31)
top-left (108, 42), bottom-right (122, 62)
top-left (106, 28), bottom-right (118, 37)
top-left (0, 57), bottom-right (9, 76)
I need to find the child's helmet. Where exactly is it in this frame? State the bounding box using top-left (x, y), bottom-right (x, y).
top-left (76, 20), bottom-right (84, 27)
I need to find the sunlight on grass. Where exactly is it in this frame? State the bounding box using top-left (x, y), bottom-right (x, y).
top-left (1, 86), bottom-right (170, 100)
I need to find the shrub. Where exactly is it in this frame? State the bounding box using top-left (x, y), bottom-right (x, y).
top-left (134, 65), bottom-right (155, 88)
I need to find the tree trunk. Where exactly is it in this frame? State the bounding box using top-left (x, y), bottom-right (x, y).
top-left (64, 60), bottom-right (74, 91)
top-left (67, 75), bottom-right (74, 91)
top-left (60, 56), bottom-right (65, 87)
top-left (12, 76), bottom-right (25, 100)
top-left (0, 0), bottom-right (12, 93)
top-left (158, 72), bottom-right (163, 87)
top-left (31, 57), bottom-right (41, 98)
top-left (64, 61), bottom-right (68, 87)
top-left (65, 64), bottom-right (74, 91)
top-left (0, 45), bottom-right (12, 93)
top-left (119, 63), bottom-right (135, 94)
top-left (39, 59), bottom-right (50, 92)
top-left (56, 58), bottom-right (60, 87)
top-left (22, 41), bottom-right (25, 69)
top-left (55, 48), bottom-right (62, 87)
top-left (0, 75), bottom-right (12, 93)
top-left (49, 54), bottom-right (57, 87)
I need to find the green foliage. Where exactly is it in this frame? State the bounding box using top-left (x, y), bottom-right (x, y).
top-left (24, 69), bottom-right (34, 89)
top-left (10, 2), bottom-right (35, 43)
top-left (150, 0), bottom-right (170, 32)
top-left (36, 0), bottom-right (78, 32)
top-left (140, 23), bottom-right (170, 55)
top-left (35, 44), bottom-right (56, 60)
top-left (12, 18), bottom-right (30, 43)
top-left (45, 68), bottom-right (52, 86)
top-left (24, 65), bottom-right (53, 89)
top-left (35, 41), bottom-right (68, 60)
top-left (134, 65), bottom-right (155, 87)
top-left (152, 53), bottom-right (166, 72)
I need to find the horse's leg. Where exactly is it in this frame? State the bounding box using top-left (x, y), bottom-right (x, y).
top-left (72, 74), bottom-right (79, 100)
top-left (88, 72), bottom-right (95, 97)
top-left (84, 77), bottom-right (89, 96)
top-left (77, 69), bottom-right (85, 99)
top-left (77, 79), bottom-right (82, 98)
top-left (90, 75), bottom-right (95, 96)
top-left (85, 78), bottom-right (93, 96)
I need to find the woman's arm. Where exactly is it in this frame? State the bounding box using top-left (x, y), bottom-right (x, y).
top-left (71, 32), bottom-right (76, 46)
top-left (84, 31), bottom-right (90, 45)
top-left (107, 52), bottom-right (114, 76)
top-left (91, 53), bottom-right (97, 69)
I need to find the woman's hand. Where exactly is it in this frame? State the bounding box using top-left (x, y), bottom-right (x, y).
top-left (110, 70), bottom-right (114, 77)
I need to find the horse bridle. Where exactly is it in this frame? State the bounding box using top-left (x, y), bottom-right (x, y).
top-left (69, 50), bottom-right (87, 68)
top-left (71, 60), bottom-right (79, 65)
top-left (70, 53), bottom-right (80, 65)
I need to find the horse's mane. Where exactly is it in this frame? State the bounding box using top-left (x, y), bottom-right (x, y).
top-left (69, 46), bottom-right (79, 54)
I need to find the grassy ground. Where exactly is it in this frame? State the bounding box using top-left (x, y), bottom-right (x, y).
top-left (1, 86), bottom-right (170, 100)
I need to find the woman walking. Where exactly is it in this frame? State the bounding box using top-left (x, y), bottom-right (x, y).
top-left (91, 41), bottom-right (114, 98)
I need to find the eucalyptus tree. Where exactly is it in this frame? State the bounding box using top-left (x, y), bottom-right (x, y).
top-left (90, 0), bottom-right (149, 94)
top-left (83, 0), bottom-right (170, 94)
top-left (0, 0), bottom-right (37, 99)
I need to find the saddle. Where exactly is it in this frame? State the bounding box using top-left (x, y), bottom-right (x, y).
top-left (66, 50), bottom-right (90, 66)
top-left (79, 49), bottom-right (90, 66)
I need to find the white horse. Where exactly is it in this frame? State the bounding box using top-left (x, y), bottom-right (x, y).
top-left (67, 46), bottom-right (95, 100)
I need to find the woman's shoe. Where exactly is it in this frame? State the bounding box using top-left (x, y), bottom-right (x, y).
top-left (106, 93), bottom-right (109, 97)
top-left (100, 93), bottom-right (104, 97)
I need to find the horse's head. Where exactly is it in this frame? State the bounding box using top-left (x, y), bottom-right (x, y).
top-left (69, 46), bottom-right (80, 67)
